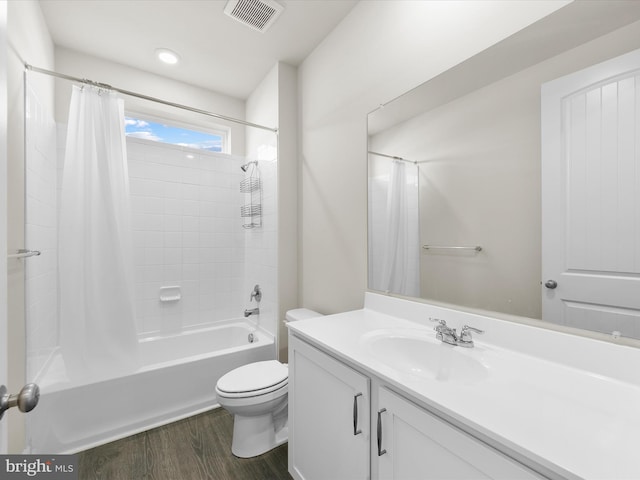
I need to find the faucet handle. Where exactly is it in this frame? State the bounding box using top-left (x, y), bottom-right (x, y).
top-left (459, 325), bottom-right (484, 347)
top-left (429, 318), bottom-right (449, 342)
top-left (428, 317), bottom-right (447, 327)
top-left (250, 284), bottom-right (262, 302)
top-left (461, 325), bottom-right (484, 335)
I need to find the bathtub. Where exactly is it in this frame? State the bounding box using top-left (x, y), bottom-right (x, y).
top-left (27, 320), bottom-right (275, 454)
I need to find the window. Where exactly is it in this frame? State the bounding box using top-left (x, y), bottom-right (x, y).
top-left (125, 116), bottom-right (226, 153)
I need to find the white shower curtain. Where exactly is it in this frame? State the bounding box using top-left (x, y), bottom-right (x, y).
top-left (378, 160), bottom-right (420, 297)
top-left (59, 85), bottom-right (139, 383)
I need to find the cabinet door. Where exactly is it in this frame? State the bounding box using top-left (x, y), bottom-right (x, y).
top-left (377, 388), bottom-right (542, 480)
top-left (289, 337), bottom-right (370, 480)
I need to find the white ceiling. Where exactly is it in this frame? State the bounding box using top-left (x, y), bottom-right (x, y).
top-left (39, 0), bottom-right (358, 99)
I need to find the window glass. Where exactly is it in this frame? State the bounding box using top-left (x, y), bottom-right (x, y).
top-left (125, 116), bottom-right (225, 152)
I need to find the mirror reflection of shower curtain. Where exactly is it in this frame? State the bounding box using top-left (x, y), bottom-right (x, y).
top-left (59, 85), bottom-right (139, 383)
top-left (377, 160), bottom-right (420, 297)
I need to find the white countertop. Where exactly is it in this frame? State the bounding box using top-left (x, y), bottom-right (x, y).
top-left (288, 293), bottom-right (640, 480)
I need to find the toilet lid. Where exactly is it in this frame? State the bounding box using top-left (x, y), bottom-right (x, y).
top-left (217, 360), bottom-right (288, 394)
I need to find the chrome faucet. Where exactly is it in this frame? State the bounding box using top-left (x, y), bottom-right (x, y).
top-left (430, 318), bottom-right (459, 345)
top-left (458, 325), bottom-right (484, 348)
top-left (250, 284), bottom-right (262, 302)
top-left (245, 285), bottom-right (262, 318)
top-left (429, 318), bottom-right (483, 347)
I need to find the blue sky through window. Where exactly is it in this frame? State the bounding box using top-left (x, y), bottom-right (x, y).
top-left (125, 117), bottom-right (223, 152)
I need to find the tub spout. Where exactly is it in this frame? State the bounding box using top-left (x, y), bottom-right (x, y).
top-left (244, 308), bottom-right (260, 318)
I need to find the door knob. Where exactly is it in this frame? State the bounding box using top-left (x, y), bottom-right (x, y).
top-left (0, 383), bottom-right (40, 420)
top-left (544, 280), bottom-right (558, 289)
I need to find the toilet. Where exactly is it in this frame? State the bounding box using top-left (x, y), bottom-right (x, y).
top-left (215, 308), bottom-right (322, 458)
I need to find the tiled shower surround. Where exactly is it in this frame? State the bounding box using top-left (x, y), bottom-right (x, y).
top-left (26, 100), bottom-right (277, 381)
top-left (127, 138), bottom-right (248, 336)
top-left (25, 83), bottom-right (59, 379)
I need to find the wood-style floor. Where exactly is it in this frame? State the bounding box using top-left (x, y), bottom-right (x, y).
top-left (78, 408), bottom-right (292, 480)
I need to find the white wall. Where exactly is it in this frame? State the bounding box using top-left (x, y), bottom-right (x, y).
top-left (245, 62), bottom-right (298, 360)
top-left (276, 63), bottom-right (299, 361)
top-left (297, 0), bottom-right (569, 314)
top-left (54, 47), bottom-right (247, 156)
top-left (6, 0), bottom-right (54, 453)
top-left (0, 0), bottom-right (8, 454)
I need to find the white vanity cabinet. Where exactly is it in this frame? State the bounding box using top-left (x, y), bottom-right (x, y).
top-left (289, 337), bottom-right (370, 480)
top-left (376, 387), bottom-right (542, 480)
top-left (289, 335), bottom-right (545, 480)
top-left (287, 293), bottom-right (640, 479)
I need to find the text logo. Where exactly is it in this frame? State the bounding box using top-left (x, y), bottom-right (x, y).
top-left (1, 455), bottom-right (77, 479)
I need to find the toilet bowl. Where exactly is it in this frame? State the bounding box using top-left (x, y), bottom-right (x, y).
top-left (215, 308), bottom-right (322, 458)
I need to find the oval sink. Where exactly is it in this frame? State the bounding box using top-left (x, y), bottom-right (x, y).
top-left (361, 329), bottom-right (489, 383)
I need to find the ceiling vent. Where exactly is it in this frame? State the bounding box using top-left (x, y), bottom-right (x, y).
top-left (223, 0), bottom-right (284, 33)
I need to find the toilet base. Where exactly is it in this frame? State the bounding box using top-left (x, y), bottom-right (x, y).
top-left (231, 412), bottom-right (288, 458)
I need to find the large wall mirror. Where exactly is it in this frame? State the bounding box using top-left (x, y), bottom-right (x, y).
top-left (368, 1), bottom-right (640, 341)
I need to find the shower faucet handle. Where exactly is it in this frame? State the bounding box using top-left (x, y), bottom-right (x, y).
top-left (250, 284), bottom-right (262, 302)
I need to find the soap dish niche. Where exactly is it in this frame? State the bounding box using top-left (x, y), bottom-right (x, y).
top-left (160, 286), bottom-right (181, 302)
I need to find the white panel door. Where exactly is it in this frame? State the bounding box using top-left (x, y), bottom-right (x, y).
top-left (542, 48), bottom-right (640, 338)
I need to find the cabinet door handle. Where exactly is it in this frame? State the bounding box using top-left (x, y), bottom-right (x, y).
top-left (377, 408), bottom-right (387, 456)
top-left (353, 393), bottom-right (363, 435)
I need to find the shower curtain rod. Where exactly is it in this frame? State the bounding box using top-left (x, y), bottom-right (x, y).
top-left (25, 64), bottom-right (278, 133)
top-left (368, 151), bottom-right (417, 164)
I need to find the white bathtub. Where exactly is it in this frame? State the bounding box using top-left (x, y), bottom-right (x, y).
top-left (27, 320), bottom-right (275, 454)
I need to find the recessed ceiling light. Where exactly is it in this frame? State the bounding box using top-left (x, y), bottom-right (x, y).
top-left (155, 48), bottom-right (180, 65)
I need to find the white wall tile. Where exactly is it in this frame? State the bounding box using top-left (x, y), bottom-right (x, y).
top-left (25, 86), bottom-right (59, 380)
top-left (41, 132), bottom-right (273, 343)
top-left (128, 129), bottom-right (248, 334)
top-left (164, 232), bottom-right (182, 248)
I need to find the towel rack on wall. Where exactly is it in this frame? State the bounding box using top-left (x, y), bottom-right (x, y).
top-left (422, 245), bottom-right (483, 252)
top-left (7, 249), bottom-right (42, 259)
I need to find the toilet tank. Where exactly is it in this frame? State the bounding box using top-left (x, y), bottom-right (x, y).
top-left (284, 308), bottom-right (322, 323)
